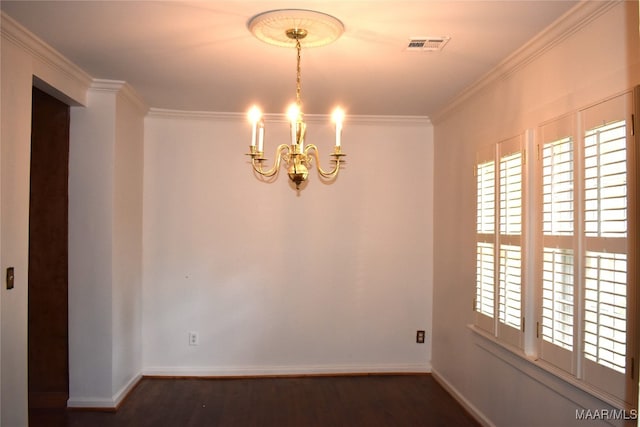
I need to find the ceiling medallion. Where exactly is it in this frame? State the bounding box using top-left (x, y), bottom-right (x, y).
top-left (245, 9), bottom-right (346, 191)
top-left (247, 9), bottom-right (344, 48)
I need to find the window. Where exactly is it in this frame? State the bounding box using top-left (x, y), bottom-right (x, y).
top-left (474, 90), bottom-right (637, 408)
top-left (536, 93), bottom-right (635, 404)
top-left (475, 137), bottom-right (524, 348)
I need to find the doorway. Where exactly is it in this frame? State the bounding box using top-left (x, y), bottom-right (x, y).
top-left (28, 86), bottom-right (70, 411)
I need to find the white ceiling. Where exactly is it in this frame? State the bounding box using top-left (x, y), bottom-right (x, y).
top-left (1, 1), bottom-right (579, 116)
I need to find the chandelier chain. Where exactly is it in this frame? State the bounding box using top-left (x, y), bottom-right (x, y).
top-left (295, 39), bottom-right (302, 107)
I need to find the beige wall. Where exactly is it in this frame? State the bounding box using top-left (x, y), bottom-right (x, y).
top-left (142, 112), bottom-right (434, 376)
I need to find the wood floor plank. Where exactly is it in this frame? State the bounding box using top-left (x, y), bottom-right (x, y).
top-left (29, 374), bottom-right (480, 427)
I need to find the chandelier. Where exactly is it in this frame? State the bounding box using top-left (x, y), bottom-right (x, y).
top-left (246, 9), bottom-right (346, 190)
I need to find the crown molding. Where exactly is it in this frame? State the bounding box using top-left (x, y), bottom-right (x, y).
top-left (90, 79), bottom-right (128, 93)
top-left (91, 79), bottom-right (149, 114)
top-left (147, 108), bottom-right (431, 126)
top-left (1, 11), bottom-right (93, 94)
top-left (431, 0), bottom-right (620, 124)
top-left (147, 108), bottom-right (244, 121)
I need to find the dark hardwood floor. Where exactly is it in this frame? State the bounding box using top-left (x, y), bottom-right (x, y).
top-left (29, 374), bottom-right (480, 427)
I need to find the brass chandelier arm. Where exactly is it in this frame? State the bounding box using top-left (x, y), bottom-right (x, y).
top-left (251, 144), bottom-right (291, 177)
top-left (304, 144), bottom-right (344, 179)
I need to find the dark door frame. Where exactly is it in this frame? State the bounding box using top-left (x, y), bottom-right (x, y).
top-left (28, 86), bottom-right (70, 410)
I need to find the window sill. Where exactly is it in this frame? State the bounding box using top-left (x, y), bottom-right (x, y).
top-left (468, 324), bottom-right (633, 411)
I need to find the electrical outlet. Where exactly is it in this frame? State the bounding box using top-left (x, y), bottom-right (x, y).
top-left (189, 331), bottom-right (199, 346)
top-left (416, 330), bottom-right (425, 344)
top-left (6, 267), bottom-right (14, 290)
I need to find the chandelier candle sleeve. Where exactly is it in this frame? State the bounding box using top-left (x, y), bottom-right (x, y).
top-left (291, 121), bottom-right (296, 147)
top-left (297, 120), bottom-right (304, 153)
top-left (257, 121), bottom-right (264, 153)
top-left (333, 108), bottom-right (344, 147)
top-left (248, 106), bottom-right (261, 148)
top-left (251, 123), bottom-right (257, 148)
top-left (287, 104), bottom-right (299, 147)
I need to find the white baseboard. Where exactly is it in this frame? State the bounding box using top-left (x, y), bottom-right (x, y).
top-left (431, 368), bottom-right (494, 427)
top-left (112, 373), bottom-right (142, 407)
top-left (67, 373), bottom-right (142, 409)
top-left (67, 396), bottom-right (117, 409)
top-left (143, 362), bottom-right (431, 377)
top-left (67, 364), bottom-right (431, 408)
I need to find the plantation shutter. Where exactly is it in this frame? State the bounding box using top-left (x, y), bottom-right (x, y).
top-left (538, 114), bottom-right (576, 374)
top-left (497, 137), bottom-right (524, 348)
top-left (579, 94), bottom-right (634, 402)
top-left (475, 146), bottom-right (496, 333)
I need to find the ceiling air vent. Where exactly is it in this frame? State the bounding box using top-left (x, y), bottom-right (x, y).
top-left (406, 36), bottom-right (450, 52)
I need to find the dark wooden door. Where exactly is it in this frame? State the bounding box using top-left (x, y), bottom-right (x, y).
top-left (28, 87), bottom-right (70, 409)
